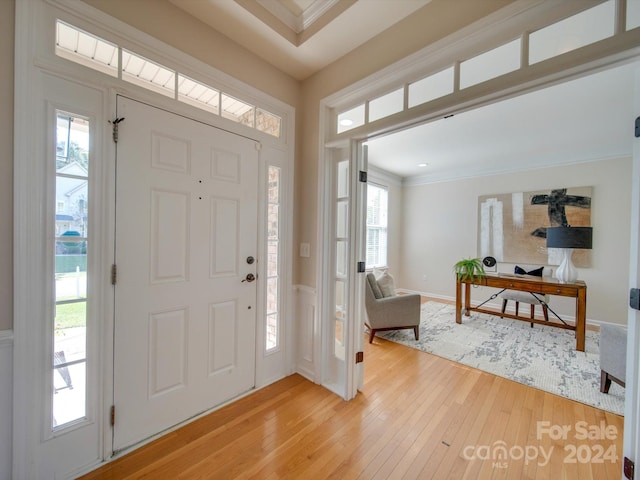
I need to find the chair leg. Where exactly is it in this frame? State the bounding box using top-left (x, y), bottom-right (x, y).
top-left (501, 299), bottom-right (507, 318)
top-left (530, 304), bottom-right (535, 328)
top-left (368, 329), bottom-right (376, 344)
top-left (601, 370), bottom-right (612, 394)
top-left (543, 305), bottom-right (549, 322)
top-left (413, 325), bottom-right (419, 341)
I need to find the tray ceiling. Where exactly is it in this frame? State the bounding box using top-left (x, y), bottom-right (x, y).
top-left (170, 0), bottom-right (432, 80)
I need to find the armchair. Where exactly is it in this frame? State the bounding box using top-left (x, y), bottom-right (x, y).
top-left (364, 273), bottom-right (421, 344)
top-left (600, 324), bottom-right (627, 393)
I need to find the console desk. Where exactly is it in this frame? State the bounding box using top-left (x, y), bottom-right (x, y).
top-left (455, 273), bottom-right (587, 351)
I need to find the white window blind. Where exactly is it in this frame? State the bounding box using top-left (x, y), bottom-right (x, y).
top-left (366, 183), bottom-right (388, 268)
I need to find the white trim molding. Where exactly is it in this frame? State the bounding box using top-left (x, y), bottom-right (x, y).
top-left (294, 285), bottom-right (318, 382)
top-left (0, 330), bottom-right (13, 480)
top-left (367, 164), bottom-right (402, 187)
top-left (0, 329), bottom-right (13, 347)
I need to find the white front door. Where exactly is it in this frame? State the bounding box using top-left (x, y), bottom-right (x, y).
top-left (113, 96), bottom-right (259, 451)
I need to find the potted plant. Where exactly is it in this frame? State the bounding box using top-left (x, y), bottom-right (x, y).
top-left (453, 257), bottom-right (486, 282)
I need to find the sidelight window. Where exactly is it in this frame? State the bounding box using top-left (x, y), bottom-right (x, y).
top-left (53, 112), bottom-right (90, 430)
top-left (266, 166), bottom-right (281, 352)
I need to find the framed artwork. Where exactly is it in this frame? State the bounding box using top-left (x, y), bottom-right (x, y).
top-left (478, 186), bottom-right (592, 267)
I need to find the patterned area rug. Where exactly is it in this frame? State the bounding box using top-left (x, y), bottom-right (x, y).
top-left (377, 301), bottom-right (625, 415)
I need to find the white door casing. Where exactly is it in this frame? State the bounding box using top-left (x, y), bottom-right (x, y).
top-left (13, 70), bottom-right (109, 479)
top-left (354, 143), bottom-right (368, 394)
top-left (623, 65), bottom-right (640, 476)
top-left (113, 96), bottom-right (258, 451)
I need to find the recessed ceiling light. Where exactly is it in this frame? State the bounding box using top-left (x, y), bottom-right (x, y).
top-left (339, 119), bottom-right (353, 126)
top-left (418, 163), bottom-right (428, 167)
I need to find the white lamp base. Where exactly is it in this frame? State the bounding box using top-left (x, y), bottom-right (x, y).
top-left (555, 248), bottom-right (578, 283)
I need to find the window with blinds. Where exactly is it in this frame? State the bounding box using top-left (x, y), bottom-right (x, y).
top-left (366, 183), bottom-right (388, 268)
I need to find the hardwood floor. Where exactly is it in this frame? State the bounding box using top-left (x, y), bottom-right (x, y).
top-left (80, 329), bottom-right (624, 479)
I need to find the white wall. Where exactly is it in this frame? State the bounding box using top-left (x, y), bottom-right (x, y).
top-left (397, 157), bottom-right (632, 325)
top-left (0, 331), bottom-right (12, 480)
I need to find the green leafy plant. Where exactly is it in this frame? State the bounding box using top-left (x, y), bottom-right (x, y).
top-left (453, 257), bottom-right (486, 282)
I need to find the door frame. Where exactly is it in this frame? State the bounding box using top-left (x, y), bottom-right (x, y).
top-left (318, 0), bottom-right (640, 464)
top-left (316, 140), bottom-right (366, 399)
top-left (626, 64), bottom-right (640, 469)
top-left (13, 0), bottom-right (295, 476)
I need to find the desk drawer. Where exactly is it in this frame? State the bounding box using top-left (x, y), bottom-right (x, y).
top-left (498, 279), bottom-right (579, 296)
top-left (536, 284), bottom-right (580, 296)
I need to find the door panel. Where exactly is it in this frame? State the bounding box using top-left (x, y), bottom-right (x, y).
top-left (113, 96), bottom-right (258, 451)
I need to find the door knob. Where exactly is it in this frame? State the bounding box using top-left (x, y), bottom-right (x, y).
top-left (242, 273), bottom-right (256, 283)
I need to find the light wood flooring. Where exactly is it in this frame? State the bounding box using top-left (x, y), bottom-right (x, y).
top-left (80, 312), bottom-right (624, 479)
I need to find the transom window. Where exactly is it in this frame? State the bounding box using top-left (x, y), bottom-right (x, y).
top-left (336, 0), bottom-right (627, 133)
top-left (55, 20), bottom-right (282, 138)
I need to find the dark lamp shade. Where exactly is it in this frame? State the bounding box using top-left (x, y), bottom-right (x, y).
top-left (546, 226), bottom-right (593, 249)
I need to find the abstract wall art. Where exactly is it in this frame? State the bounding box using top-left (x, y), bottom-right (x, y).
top-left (478, 186), bottom-right (592, 267)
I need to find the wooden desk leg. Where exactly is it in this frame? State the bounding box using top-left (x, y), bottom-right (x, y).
top-left (455, 278), bottom-right (462, 324)
top-left (464, 280), bottom-right (471, 317)
top-left (576, 289), bottom-right (586, 352)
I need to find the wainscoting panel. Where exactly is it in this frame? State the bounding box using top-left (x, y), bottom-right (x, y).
top-left (0, 330), bottom-right (13, 480)
top-left (294, 286), bottom-right (317, 382)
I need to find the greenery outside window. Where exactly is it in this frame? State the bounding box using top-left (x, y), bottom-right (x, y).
top-left (54, 111), bottom-right (89, 430)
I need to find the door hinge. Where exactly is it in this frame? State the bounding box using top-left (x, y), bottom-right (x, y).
top-left (110, 405), bottom-right (116, 427)
top-left (359, 171), bottom-right (367, 183)
top-left (624, 457), bottom-right (635, 480)
top-left (111, 264), bottom-right (117, 285)
top-left (635, 117), bottom-right (640, 138)
top-left (357, 261), bottom-right (366, 273)
top-left (109, 117), bottom-right (125, 143)
top-left (356, 351), bottom-right (364, 363)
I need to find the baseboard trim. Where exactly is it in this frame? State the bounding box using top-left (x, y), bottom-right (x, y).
top-left (398, 289), bottom-right (453, 303)
top-left (396, 289), bottom-right (614, 329)
top-left (295, 366), bottom-right (316, 384)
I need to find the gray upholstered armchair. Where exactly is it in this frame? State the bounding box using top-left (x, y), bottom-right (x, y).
top-left (599, 324), bottom-right (627, 393)
top-left (364, 272), bottom-right (421, 344)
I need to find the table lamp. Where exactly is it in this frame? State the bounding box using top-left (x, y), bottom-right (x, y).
top-left (546, 226), bottom-right (592, 283)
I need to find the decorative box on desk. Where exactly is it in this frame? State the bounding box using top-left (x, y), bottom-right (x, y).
top-left (455, 273), bottom-right (587, 351)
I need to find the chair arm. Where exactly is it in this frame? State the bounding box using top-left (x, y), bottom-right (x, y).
top-left (366, 294), bottom-right (421, 329)
top-left (600, 324), bottom-right (627, 380)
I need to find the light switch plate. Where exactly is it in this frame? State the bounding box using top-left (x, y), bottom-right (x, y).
top-left (300, 242), bottom-right (310, 258)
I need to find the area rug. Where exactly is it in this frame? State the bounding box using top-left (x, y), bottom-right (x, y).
top-left (377, 301), bottom-right (625, 415)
